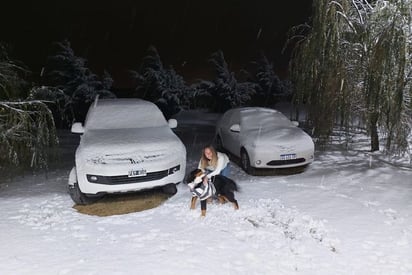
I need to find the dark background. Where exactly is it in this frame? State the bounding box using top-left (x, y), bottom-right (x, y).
top-left (1, 0), bottom-right (312, 87)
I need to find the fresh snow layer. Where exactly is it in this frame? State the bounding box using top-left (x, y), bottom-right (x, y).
top-left (0, 110), bottom-right (411, 275)
top-left (85, 98), bottom-right (167, 130)
top-left (239, 108), bottom-right (313, 149)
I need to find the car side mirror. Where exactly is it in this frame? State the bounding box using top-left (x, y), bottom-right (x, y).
top-left (230, 124), bottom-right (240, 133)
top-left (168, 119), bottom-right (178, 129)
top-left (291, 121), bottom-right (299, 127)
top-left (71, 122), bottom-right (85, 134)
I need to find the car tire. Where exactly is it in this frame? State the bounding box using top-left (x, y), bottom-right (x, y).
top-left (68, 182), bottom-right (97, 205)
top-left (241, 149), bottom-right (256, 175)
top-left (162, 183), bottom-right (178, 195)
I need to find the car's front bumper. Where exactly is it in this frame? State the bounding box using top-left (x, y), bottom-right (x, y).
top-left (248, 147), bottom-right (314, 169)
top-left (76, 160), bottom-right (185, 194)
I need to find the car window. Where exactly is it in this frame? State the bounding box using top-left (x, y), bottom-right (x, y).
top-left (240, 109), bottom-right (292, 130)
top-left (85, 102), bottom-right (167, 130)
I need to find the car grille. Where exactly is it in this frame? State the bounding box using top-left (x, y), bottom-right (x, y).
top-left (109, 170), bottom-right (169, 184)
top-left (266, 158), bottom-right (306, 166)
top-left (86, 165), bottom-right (179, 185)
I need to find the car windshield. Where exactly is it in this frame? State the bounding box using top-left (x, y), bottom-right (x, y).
top-left (240, 109), bottom-right (292, 131)
top-left (85, 101), bottom-right (167, 130)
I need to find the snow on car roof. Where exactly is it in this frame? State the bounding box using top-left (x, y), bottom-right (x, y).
top-left (85, 98), bottom-right (168, 130)
top-left (239, 107), bottom-right (292, 129)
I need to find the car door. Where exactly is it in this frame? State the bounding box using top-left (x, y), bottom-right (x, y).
top-left (220, 110), bottom-right (241, 156)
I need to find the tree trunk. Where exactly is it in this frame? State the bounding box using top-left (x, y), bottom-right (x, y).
top-left (370, 114), bottom-right (379, 152)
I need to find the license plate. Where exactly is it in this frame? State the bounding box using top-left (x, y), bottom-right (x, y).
top-left (280, 154), bottom-right (296, 160)
top-left (128, 169), bottom-right (147, 177)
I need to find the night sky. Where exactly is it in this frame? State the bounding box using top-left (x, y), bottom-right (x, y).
top-left (1, 0), bottom-right (312, 87)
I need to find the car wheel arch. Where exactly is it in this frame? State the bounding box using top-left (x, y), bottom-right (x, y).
top-left (68, 167), bottom-right (77, 186)
top-left (240, 147), bottom-right (256, 175)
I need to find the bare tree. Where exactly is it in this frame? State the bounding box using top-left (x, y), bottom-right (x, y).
top-left (290, 0), bottom-right (412, 154)
top-left (0, 43), bottom-right (58, 172)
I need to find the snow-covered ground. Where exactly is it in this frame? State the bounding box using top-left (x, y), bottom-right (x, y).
top-left (0, 110), bottom-right (411, 275)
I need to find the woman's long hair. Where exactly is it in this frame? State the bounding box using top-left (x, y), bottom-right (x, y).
top-left (199, 145), bottom-right (218, 169)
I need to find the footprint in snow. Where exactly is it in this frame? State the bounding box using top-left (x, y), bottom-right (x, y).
top-left (362, 200), bottom-right (380, 208)
top-left (381, 208), bottom-right (397, 219)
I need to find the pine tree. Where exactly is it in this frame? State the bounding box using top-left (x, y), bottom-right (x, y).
top-left (188, 80), bottom-right (215, 109)
top-left (252, 53), bottom-right (285, 106)
top-left (209, 50), bottom-right (256, 112)
top-left (44, 39), bottom-right (115, 124)
top-left (130, 46), bottom-right (190, 118)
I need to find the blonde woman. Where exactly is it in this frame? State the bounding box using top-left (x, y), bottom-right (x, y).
top-left (198, 145), bottom-right (230, 179)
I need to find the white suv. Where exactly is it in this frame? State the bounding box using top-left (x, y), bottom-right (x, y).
top-left (68, 98), bottom-right (186, 204)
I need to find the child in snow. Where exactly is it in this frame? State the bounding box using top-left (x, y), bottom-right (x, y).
top-left (198, 145), bottom-right (230, 184)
